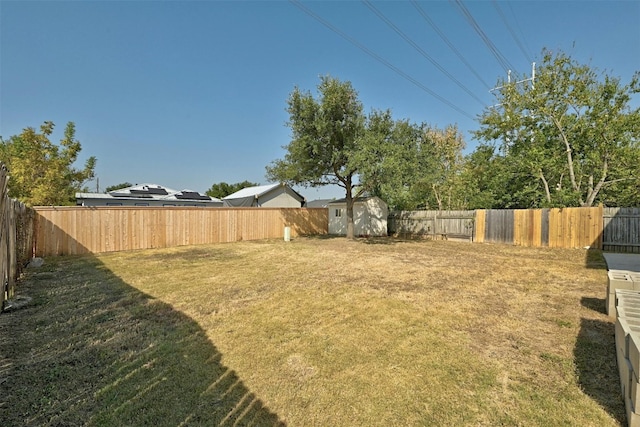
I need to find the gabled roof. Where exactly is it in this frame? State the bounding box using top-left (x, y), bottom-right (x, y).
top-left (222, 183), bottom-right (304, 201)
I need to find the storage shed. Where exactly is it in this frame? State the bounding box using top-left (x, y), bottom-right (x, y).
top-left (328, 196), bottom-right (388, 236)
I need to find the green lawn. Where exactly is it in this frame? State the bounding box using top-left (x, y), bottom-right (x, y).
top-left (0, 237), bottom-right (624, 426)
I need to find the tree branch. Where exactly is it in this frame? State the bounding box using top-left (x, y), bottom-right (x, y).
top-left (538, 170), bottom-right (552, 204)
top-left (550, 115), bottom-right (582, 204)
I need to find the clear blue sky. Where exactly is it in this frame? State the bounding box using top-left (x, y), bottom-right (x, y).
top-left (1, 1), bottom-right (638, 201)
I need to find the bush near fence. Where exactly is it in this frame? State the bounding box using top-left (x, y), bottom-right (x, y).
top-left (0, 163), bottom-right (35, 309)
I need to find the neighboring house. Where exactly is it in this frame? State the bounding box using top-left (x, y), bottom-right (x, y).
top-left (76, 184), bottom-right (223, 207)
top-left (328, 196), bottom-right (388, 236)
top-left (306, 199), bottom-right (334, 208)
top-left (222, 183), bottom-right (305, 207)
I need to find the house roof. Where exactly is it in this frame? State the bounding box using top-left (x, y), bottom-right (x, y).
top-left (222, 183), bottom-right (305, 201)
top-left (76, 183), bottom-right (222, 203)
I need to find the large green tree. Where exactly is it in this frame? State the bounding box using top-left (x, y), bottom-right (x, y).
top-left (205, 181), bottom-right (259, 199)
top-left (0, 121), bottom-right (96, 206)
top-left (412, 124), bottom-right (466, 210)
top-left (474, 49), bottom-right (640, 207)
top-left (371, 123), bottom-right (468, 211)
top-left (266, 76), bottom-right (398, 238)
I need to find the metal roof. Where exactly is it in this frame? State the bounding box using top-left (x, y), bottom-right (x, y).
top-left (222, 183), bottom-right (282, 200)
top-left (76, 183), bottom-right (222, 203)
top-left (222, 183), bottom-right (305, 202)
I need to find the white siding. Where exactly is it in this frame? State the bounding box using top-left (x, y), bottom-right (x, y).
top-left (328, 197), bottom-right (388, 236)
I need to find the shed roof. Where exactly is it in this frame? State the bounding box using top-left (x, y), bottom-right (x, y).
top-left (327, 196), bottom-right (385, 205)
top-left (306, 199), bottom-right (334, 208)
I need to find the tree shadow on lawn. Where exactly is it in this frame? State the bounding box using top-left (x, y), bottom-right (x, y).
top-left (0, 254), bottom-right (284, 427)
top-left (574, 312), bottom-right (626, 425)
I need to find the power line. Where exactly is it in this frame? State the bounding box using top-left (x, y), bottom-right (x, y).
top-left (411, 0), bottom-right (491, 91)
top-left (452, 0), bottom-right (516, 73)
top-left (492, 0), bottom-right (532, 64)
top-left (506, 1), bottom-right (534, 62)
top-left (362, 0), bottom-right (486, 107)
top-left (289, 0), bottom-right (475, 120)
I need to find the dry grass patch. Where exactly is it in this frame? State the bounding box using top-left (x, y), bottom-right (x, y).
top-left (0, 237), bottom-right (624, 426)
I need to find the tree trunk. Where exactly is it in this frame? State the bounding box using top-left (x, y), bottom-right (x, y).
top-left (345, 179), bottom-right (355, 239)
top-left (584, 157), bottom-right (608, 207)
top-left (432, 183), bottom-right (443, 211)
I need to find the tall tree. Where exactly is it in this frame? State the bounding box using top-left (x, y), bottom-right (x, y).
top-left (474, 49), bottom-right (640, 207)
top-left (0, 121), bottom-right (96, 206)
top-left (414, 124), bottom-right (466, 210)
top-left (372, 123), bottom-right (467, 211)
top-left (106, 182), bottom-right (133, 192)
top-left (206, 181), bottom-right (259, 199)
top-left (266, 76), bottom-right (395, 238)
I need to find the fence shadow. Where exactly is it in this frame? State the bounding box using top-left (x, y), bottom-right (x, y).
top-left (281, 208), bottom-right (328, 237)
top-left (0, 252), bottom-right (284, 426)
top-left (585, 248), bottom-right (608, 270)
top-left (573, 315), bottom-right (625, 425)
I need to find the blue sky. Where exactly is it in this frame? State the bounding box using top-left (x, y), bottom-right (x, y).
top-left (1, 1), bottom-right (639, 201)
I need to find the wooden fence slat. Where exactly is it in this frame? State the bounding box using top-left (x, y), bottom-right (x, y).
top-left (474, 210), bottom-right (485, 243)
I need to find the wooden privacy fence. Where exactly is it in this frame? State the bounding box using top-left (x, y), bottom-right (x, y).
top-left (388, 210), bottom-right (475, 240)
top-left (33, 206), bottom-right (328, 256)
top-left (475, 206), bottom-right (604, 249)
top-left (1, 163), bottom-right (35, 308)
top-left (391, 206), bottom-right (607, 249)
top-left (603, 207), bottom-right (640, 253)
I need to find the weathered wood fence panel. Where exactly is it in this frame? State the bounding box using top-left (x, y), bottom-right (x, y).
top-left (388, 210), bottom-right (475, 239)
top-left (1, 163), bottom-right (35, 308)
top-left (33, 207), bottom-right (328, 256)
top-left (478, 207), bottom-right (602, 249)
top-left (483, 209), bottom-right (515, 244)
top-left (603, 207), bottom-right (640, 253)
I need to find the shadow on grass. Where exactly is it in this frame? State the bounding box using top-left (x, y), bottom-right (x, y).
top-left (0, 255), bottom-right (284, 426)
top-left (586, 248), bottom-right (608, 270)
top-left (581, 296), bottom-right (607, 315)
top-left (573, 316), bottom-right (625, 425)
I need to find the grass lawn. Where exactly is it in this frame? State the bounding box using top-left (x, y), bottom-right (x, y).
top-left (0, 237), bottom-right (624, 426)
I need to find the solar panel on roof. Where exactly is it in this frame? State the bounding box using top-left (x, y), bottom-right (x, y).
top-left (130, 187), bottom-right (168, 195)
top-left (175, 192), bottom-right (211, 200)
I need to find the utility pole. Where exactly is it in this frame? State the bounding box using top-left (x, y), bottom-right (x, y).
top-left (490, 62), bottom-right (536, 93)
